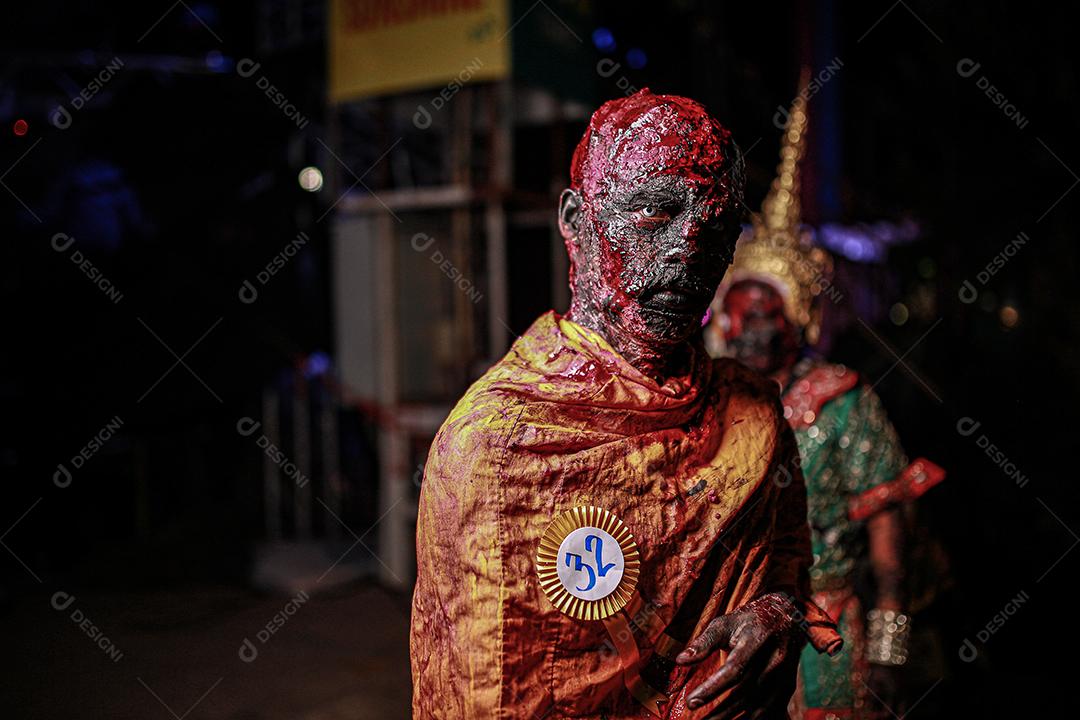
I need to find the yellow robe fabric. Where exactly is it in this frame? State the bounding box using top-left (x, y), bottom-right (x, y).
top-left (411, 311), bottom-right (838, 718)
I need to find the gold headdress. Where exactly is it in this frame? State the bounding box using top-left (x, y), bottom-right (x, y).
top-left (717, 68), bottom-right (833, 341)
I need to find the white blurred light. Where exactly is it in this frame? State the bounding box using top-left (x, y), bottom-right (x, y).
top-left (298, 166), bottom-right (323, 192)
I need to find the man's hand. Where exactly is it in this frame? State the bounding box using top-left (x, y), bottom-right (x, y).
top-left (675, 592), bottom-right (804, 719)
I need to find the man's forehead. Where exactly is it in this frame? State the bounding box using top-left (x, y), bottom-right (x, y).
top-left (610, 106), bottom-right (722, 175)
top-left (572, 89), bottom-right (740, 202)
top-left (608, 162), bottom-right (719, 200)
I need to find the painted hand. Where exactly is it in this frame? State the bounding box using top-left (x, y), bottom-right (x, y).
top-left (675, 592), bottom-right (804, 719)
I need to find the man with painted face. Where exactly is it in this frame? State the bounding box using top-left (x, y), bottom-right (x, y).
top-left (707, 89), bottom-right (945, 720)
top-left (411, 89), bottom-right (841, 720)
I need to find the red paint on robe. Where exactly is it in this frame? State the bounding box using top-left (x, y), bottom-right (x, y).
top-left (411, 311), bottom-right (840, 718)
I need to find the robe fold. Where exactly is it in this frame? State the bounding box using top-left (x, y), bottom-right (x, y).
top-left (411, 311), bottom-right (840, 719)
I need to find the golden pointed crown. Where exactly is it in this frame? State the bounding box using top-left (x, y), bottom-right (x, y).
top-left (720, 68), bottom-right (832, 330)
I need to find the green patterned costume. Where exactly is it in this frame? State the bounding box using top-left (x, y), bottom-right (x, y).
top-left (782, 360), bottom-right (907, 718)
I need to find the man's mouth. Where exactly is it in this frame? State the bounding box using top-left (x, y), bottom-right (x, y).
top-left (640, 286), bottom-right (712, 314)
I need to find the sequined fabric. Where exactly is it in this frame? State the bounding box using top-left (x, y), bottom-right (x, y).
top-left (782, 360), bottom-right (907, 717)
top-left (782, 361), bottom-right (907, 592)
top-left (410, 312), bottom-right (840, 719)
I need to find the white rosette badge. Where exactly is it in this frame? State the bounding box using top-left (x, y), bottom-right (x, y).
top-left (536, 505), bottom-right (640, 622)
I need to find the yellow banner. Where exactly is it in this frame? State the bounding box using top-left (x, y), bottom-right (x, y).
top-left (329, 0), bottom-right (510, 102)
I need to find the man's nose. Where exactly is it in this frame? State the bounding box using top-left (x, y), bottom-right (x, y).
top-left (660, 236), bottom-right (691, 264)
top-left (660, 222), bottom-right (703, 264)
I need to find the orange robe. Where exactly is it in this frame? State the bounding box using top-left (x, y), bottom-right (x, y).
top-left (411, 311), bottom-right (839, 718)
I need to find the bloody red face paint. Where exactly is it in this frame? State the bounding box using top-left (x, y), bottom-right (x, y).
top-left (560, 88), bottom-right (746, 381)
top-left (720, 279), bottom-right (800, 375)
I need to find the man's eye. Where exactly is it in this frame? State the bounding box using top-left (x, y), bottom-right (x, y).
top-left (637, 205), bottom-right (670, 221)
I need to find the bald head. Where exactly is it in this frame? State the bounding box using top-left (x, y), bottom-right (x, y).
top-left (570, 89), bottom-right (744, 208)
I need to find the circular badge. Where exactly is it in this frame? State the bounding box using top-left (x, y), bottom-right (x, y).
top-left (536, 506), bottom-right (640, 621)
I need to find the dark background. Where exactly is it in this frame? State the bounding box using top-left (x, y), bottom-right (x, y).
top-left (2, 1), bottom-right (1075, 717)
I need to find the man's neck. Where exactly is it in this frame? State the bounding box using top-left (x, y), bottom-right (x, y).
top-left (566, 306), bottom-right (694, 385)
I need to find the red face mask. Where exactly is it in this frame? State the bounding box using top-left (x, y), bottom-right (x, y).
top-left (720, 279), bottom-right (800, 374)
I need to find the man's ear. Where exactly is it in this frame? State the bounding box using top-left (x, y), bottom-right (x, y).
top-left (558, 188), bottom-right (583, 243)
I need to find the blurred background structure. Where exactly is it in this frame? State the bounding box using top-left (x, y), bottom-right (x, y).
top-left (2, 1), bottom-right (1077, 717)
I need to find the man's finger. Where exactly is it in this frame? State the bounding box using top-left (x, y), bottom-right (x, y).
top-left (685, 637), bottom-right (757, 707)
top-left (705, 647), bottom-right (796, 720)
top-left (676, 614), bottom-right (733, 665)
